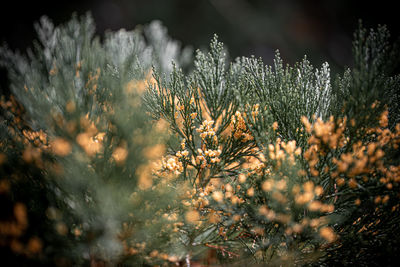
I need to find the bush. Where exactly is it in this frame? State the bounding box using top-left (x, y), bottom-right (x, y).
top-left (1, 14), bottom-right (400, 266)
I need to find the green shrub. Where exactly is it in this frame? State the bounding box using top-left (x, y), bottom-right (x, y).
top-left (1, 14), bottom-right (399, 266)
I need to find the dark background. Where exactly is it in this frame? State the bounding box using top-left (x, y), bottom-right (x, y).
top-left (1, 0), bottom-right (399, 92)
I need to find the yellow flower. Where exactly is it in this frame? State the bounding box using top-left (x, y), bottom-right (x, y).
top-left (238, 173), bottom-right (247, 183)
top-left (319, 226), bottom-right (337, 242)
top-left (185, 210), bottom-right (200, 224)
top-left (272, 121), bottom-right (278, 131)
top-left (262, 180), bottom-right (273, 192)
top-left (212, 191), bottom-right (224, 202)
top-left (112, 147), bottom-right (128, 164)
top-left (50, 138), bottom-right (72, 156)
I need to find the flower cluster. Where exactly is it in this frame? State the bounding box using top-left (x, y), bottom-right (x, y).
top-left (196, 147), bottom-right (222, 168)
top-left (160, 156), bottom-right (184, 174)
top-left (241, 149), bottom-right (266, 175)
top-left (196, 119), bottom-right (217, 142)
top-left (76, 125), bottom-right (105, 157)
top-left (230, 111), bottom-right (253, 142)
top-left (175, 139), bottom-right (189, 159)
top-left (303, 116), bottom-right (347, 149)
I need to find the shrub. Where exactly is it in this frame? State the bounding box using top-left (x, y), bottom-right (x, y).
top-left (1, 14), bottom-right (400, 266)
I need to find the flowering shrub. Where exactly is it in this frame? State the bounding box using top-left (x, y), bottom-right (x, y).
top-left (144, 27), bottom-right (400, 265)
top-left (1, 14), bottom-right (400, 266)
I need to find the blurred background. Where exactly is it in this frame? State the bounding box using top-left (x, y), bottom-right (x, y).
top-left (1, 0), bottom-right (399, 92)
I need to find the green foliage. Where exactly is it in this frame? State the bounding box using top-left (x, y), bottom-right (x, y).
top-left (145, 23), bottom-right (400, 266)
top-left (1, 14), bottom-right (400, 266)
top-left (0, 13), bottom-right (190, 265)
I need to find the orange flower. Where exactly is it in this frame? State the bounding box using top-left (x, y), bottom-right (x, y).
top-left (319, 226), bottom-right (337, 242)
top-left (185, 210), bottom-right (200, 224)
top-left (50, 138), bottom-right (72, 156)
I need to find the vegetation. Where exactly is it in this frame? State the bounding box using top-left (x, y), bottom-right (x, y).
top-left (1, 14), bottom-right (399, 266)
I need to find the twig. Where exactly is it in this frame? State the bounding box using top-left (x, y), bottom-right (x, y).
top-left (205, 243), bottom-right (240, 258)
